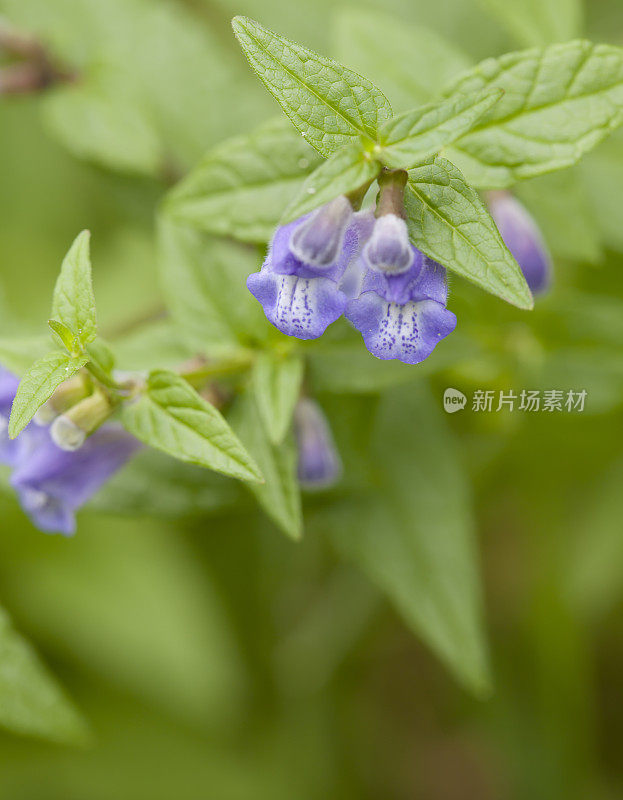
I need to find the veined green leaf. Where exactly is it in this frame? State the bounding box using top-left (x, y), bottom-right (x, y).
top-left (334, 9), bottom-right (471, 110)
top-left (404, 156), bottom-right (533, 309)
top-left (326, 385), bottom-right (491, 695)
top-left (165, 118), bottom-right (322, 243)
top-left (252, 352), bottom-right (304, 444)
top-left (229, 391), bottom-right (302, 540)
top-left (478, 0), bottom-right (582, 48)
top-left (0, 606), bottom-right (88, 744)
top-left (8, 351), bottom-right (89, 438)
top-left (121, 370), bottom-right (263, 484)
top-left (157, 218), bottom-right (267, 353)
top-left (232, 16), bottom-right (391, 157)
top-left (283, 141), bottom-right (380, 222)
top-left (51, 230), bottom-right (97, 346)
top-left (379, 89), bottom-right (503, 170)
top-left (445, 40), bottom-right (623, 188)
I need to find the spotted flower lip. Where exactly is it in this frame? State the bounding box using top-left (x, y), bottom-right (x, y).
top-left (294, 398), bottom-right (341, 489)
top-left (487, 190), bottom-right (551, 294)
top-left (247, 200), bottom-right (374, 340)
top-left (346, 249), bottom-right (456, 365)
top-left (11, 425), bottom-right (141, 536)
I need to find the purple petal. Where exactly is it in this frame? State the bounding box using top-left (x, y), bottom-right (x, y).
top-left (488, 191), bottom-right (551, 294)
top-left (289, 195), bottom-right (353, 267)
top-left (359, 254), bottom-right (448, 306)
top-left (0, 366), bottom-right (22, 466)
top-left (346, 293), bottom-right (457, 365)
top-left (247, 270), bottom-right (347, 339)
top-left (0, 367), bottom-right (19, 411)
top-left (363, 214), bottom-right (414, 274)
top-left (294, 398), bottom-right (341, 489)
top-left (11, 425), bottom-right (140, 535)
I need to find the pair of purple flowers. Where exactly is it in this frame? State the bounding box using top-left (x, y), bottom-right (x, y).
top-left (0, 367), bottom-right (139, 535)
top-left (248, 191), bottom-right (550, 363)
top-left (248, 195), bottom-right (457, 364)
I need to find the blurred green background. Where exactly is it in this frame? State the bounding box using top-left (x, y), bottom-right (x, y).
top-left (2, 0), bottom-right (623, 798)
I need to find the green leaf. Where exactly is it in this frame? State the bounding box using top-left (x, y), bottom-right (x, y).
top-left (89, 450), bottom-right (241, 518)
top-left (404, 156), bottom-right (533, 309)
top-left (48, 319), bottom-right (78, 353)
top-left (252, 352), bottom-right (304, 444)
top-left (51, 230), bottom-right (97, 346)
top-left (228, 391), bottom-right (302, 539)
top-left (0, 521), bottom-right (247, 730)
top-left (8, 351), bottom-right (89, 438)
top-left (445, 41), bottom-right (623, 189)
top-left (334, 9), bottom-right (471, 110)
top-left (121, 369), bottom-right (263, 484)
top-left (157, 218), bottom-right (267, 353)
top-left (378, 89), bottom-right (503, 170)
top-left (43, 71), bottom-right (164, 177)
top-left (0, 605), bottom-right (87, 744)
top-left (86, 339), bottom-right (116, 376)
top-left (0, 336), bottom-right (51, 376)
top-left (283, 141), bottom-right (380, 222)
top-left (165, 118), bottom-right (322, 243)
top-left (232, 16), bottom-right (391, 157)
top-left (326, 385), bottom-right (490, 695)
top-left (478, 0), bottom-right (583, 48)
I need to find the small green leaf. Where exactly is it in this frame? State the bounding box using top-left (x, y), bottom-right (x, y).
top-left (48, 319), bottom-right (79, 354)
top-left (445, 40), bottom-right (623, 188)
top-left (157, 218), bottom-right (267, 353)
top-left (0, 606), bottom-right (88, 744)
top-left (326, 385), bottom-right (491, 695)
top-left (9, 351), bottom-right (89, 438)
top-left (378, 89), bottom-right (503, 170)
top-left (334, 9), bottom-right (471, 110)
top-left (51, 230), bottom-right (97, 346)
top-left (229, 391), bottom-right (302, 539)
top-left (86, 339), bottom-right (116, 376)
top-left (232, 16), bottom-right (391, 157)
top-left (478, 0), bottom-right (582, 48)
top-left (165, 118), bottom-right (322, 243)
top-left (282, 141), bottom-right (380, 222)
top-left (404, 156), bottom-right (533, 309)
top-left (121, 370), bottom-right (263, 484)
top-left (252, 352), bottom-right (304, 444)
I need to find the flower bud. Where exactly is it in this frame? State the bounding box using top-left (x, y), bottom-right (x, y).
top-left (363, 214), bottom-right (414, 274)
top-left (33, 374), bottom-right (90, 426)
top-left (50, 389), bottom-right (114, 452)
top-left (289, 195), bottom-right (353, 267)
top-left (294, 398), bottom-right (342, 489)
top-left (487, 191), bottom-right (551, 294)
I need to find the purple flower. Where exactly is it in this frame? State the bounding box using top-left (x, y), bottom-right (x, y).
top-left (247, 196), bottom-right (373, 339)
top-left (294, 398), bottom-right (341, 489)
top-left (11, 425), bottom-right (140, 536)
top-left (345, 214), bottom-right (456, 364)
top-left (0, 366), bottom-right (23, 466)
top-left (487, 190), bottom-right (551, 294)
